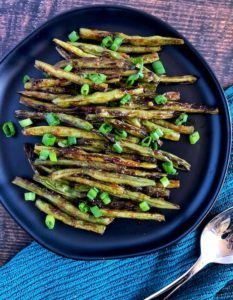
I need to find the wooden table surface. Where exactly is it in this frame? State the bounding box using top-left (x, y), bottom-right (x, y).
top-left (0, 0), bottom-right (233, 266)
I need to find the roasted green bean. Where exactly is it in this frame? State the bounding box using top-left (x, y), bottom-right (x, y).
top-left (36, 199), bottom-right (106, 234)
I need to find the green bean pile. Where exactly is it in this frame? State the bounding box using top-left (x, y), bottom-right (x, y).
top-left (12, 28), bottom-right (219, 234)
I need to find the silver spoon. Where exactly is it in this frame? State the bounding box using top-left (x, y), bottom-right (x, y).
top-left (145, 206), bottom-right (233, 300)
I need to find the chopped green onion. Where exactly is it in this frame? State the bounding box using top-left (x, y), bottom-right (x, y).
top-left (49, 152), bottom-right (57, 162)
top-left (23, 75), bottom-right (30, 84)
top-left (126, 73), bottom-right (139, 86)
top-left (100, 192), bottom-right (112, 205)
top-left (152, 60), bottom-right (166, 75)
top-left (68, 30), bottom-right (79, 42)
top-left (64, 64), bottom-right (73, 72)
top-left (99, 123), bottom-right (112, 134)
top-left (79, 202), bottom-right (89, 213)
top-left (155, 128), bottom-right (163, 137)
top-left (42, 133), bottom-right (56, 146)
top-left (141, 136), bottom-right (152, 147)
top-left (113, 142), bottom-right (123, 153)
top-left (150, 131), bottom-right (160, 141)
top-left (24, 192), bottom-right (36, 201)
top-left (45, 215), bottom-right (55, 229)
top-left (19, 118), bottom-right (33, 128)
top-left (154, 95), bottom-right (168, 105)
top-left (90, 206), bottom-right (102, 218)
top-left (175, 113), bottom-right (188, 125)
top-left (162, 162), bottom-right (177, 175)
top-left (160, 176), bottom-right (170, 187)
top-left (131, 57), bottom-right (143, 65)
top-left (2, 121), bottom-right (16, 138)
top-left (189, 131), bottom-right (200, 145)
top-left (39, 149), bottom-right (50, 160)
top-left (139, 201), bottom-right (150, 212)
top-left (152, 142), bottom-right (158, 150)
top-left (87, 187), bottom-right (99, 200)
top-left (58, 140), bottom-right (68, 148)
top-left (114, 135), bottom-right (121, 141)
top-left (120, 94), bottom-right (131, 105)
top-left (67, 136), bottom-right (77, 146)
top-left (130, 57), bottom-right (144, 80)
top-left (87, 73), bottom-right (107, 84)
top-left (45, 113), bottom-right (60, 126)
top-left (115, 129), bottom-right (127, 139)
top-left (80, 83), bottom-right (90, 96)
top-left (101, 36), bottom-right (113, 48)
top-left (110, 36), bottom-right (124, 51)
top-left (138, 72), bottom-right (144, 79)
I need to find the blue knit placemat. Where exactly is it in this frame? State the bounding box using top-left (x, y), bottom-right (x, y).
top-left (0, 87), bottom-right (233, 300)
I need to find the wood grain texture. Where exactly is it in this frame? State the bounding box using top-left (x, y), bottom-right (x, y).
top-left (0, 0), bottom-right (233, 266)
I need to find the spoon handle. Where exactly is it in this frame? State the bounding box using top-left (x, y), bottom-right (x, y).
top-left (144, 257), bottom-right (207, 300)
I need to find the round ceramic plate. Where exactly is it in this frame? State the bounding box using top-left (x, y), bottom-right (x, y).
top-left (0, 5), bottom-right (231, 259)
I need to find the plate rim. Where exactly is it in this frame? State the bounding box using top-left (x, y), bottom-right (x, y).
top-left (0, 4), bottom-right (231, 260)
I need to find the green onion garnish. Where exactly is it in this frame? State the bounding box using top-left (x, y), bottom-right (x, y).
top-left (189, 131), bottom-right (200, 145)
top-left (120, 94), bottom-right (131, 105)
top-left (150, 128), bottom-right (163, 141)
top-left (155, 128), bottom-right (163, 137)
top-left (139, 201), bottom-right (150, 212)
top-left (79, 202), bottom-right (89, 213)
top-left (131, 57), bottom-right (143, 65)
top-left (101, 36), bottom-right (113, 48)
top-left (154, 95), bottom-right (168, 105)
top-left (152, 142), bottom-right (158, 150)
top-left (126, 73), bottom-right (139, 86)
top-left (23, 75), bottom-right (30, 84)
top-left (80, 83), bottom-right (90, 96)
top-left (90, 206), bottom-right (102, 218)
top-left (162, 161), bottom-right (177, 175)
top-left (100, 192), bottom-right (112, 205)
top-left (87, 73), bottom-right (107, 84)
top-left (24, 192), bottom-right (36, 201)
top-left (152, 60), bottom-right (166, 75)
top-left (67, 136), bottom-right (77, 146)
top-left (110, 36), bottom-right (124, 51)
top-left (68, 30), bottom-right (79, 42)
top-left (2, 121), bottom-right (15, 138)
top-left (87, 187), bottom-right (99, 200)
top-left (129, 57), bottom-right (144, 81)
top-left (113, 142), bottom-right (123, 153)
top-left (45, 113), bottom-right (60, 126)
top-left (42, 133), bottom-right (56, 146)
top-left (58, 140), bottom-right (68, 148)
top-left (99, 123), bottom-right (113, 134)
top-left (141, 136), bottom-right (152, 147)
top-left (160, 176), bottom-right (170, 188)
top-left (115, 129), bottom-right (127, 139)
top-left (64, 64), bottom-right (73, 72)
top-left (19, 118), bottom-right (33, 128)
top-left (151, 141), bottom-right (159, 151)
top-left (39, 149), bottom-right (50, 160)
top-left (175, 113), bottom-right (188, 125)
top-left (49, 152), bottom-right (57, 162)
top-left (150, 131), bottom-right (159, 141)
top-left (45, 215), bottom-right (55, 229)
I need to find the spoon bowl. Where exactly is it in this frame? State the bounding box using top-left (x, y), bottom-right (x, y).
top-left (145, 206), bottom-right (233, 299)
top-left (201, 207), bottom-right (233, 264)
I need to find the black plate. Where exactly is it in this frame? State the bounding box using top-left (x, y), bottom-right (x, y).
top-left (0, 5), bottom-right (231, 260)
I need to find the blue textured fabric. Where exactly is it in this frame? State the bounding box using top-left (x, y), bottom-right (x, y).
top-left (1, 88), bottom-right (233, 300)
